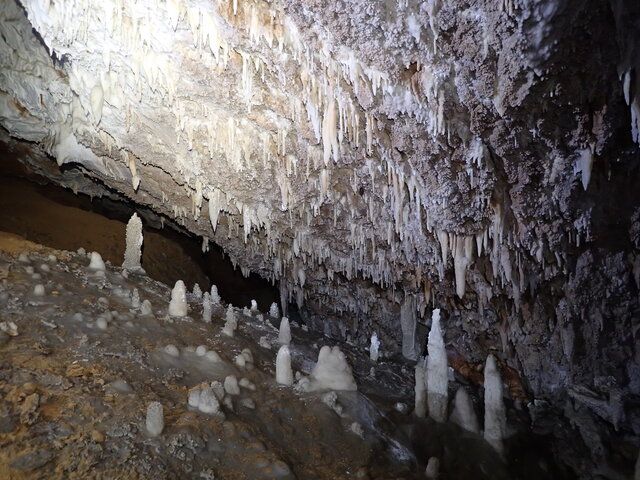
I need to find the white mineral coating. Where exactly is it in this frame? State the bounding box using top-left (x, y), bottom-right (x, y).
top-left (350, 422), bottom-right (364, 438)
top-left (202, 292), bottom-right (212, 323)
top-left (168, 280), bottom-right (188, 317)
top-left (425, 457), bottom-right (440, 479)
top-left (0, 321), bottom-right (18, 336)
top-left (278, 316), bottom-right (291, 345)
top-left (196, 345), bottom-right (207, 356)
top-left (224, 375), bottom-right (240, 395)
top-left (88, 252), bottom-right (105, 272)
top-left (484, 354), bottom-right (506, 455)
top-left (426, 309), bottom-right (448, 422)
top-left (146, 402), bottom-right (164, 437)
top-left (369, 332), bottom-right (381, 362)
top-left (269, 302), bottom-right (279, 318)
top-left (140, 300), bottom-right (153, 316)
top-left (308, 346), bottom-right (357, 392)
top-left (164, 344), bottom-right (180, 357)
top-left (276, 345), bottom-right (294, 386)
top-left (33, 284), bottom-right (45, 296)
top-left (414, 362), bottom-right (427, 418)
top-left (451, 387), bottom-right (480, 434)
top-left (259, 336), bottom-right (271, 349)
top-left (122, 213), bottom-right (143, 271)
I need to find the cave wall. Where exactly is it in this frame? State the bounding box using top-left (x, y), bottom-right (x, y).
top-left (1, 1), bottom-right (640, 465)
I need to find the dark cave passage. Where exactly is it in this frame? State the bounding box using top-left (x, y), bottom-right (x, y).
top-left (0, 152), bottom-right (279, 312)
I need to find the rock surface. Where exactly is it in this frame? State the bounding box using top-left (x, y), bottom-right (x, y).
top-left (0, 1), bottom-right (639, 477)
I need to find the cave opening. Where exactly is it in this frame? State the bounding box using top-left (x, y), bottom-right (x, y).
top-left (0, 146), bottom-right (279, 312)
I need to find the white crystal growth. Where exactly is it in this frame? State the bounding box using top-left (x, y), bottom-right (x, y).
top-left (308, 346), bottom-right (357, 391)
top-left (427, 309), bottom-right (448, 422)
top-left (146, 401), bottom-right (164, 437)
top-left (276, 345), bottom-right (294, 386)
top-left (122, 213), bottom-right (143, 271)
top-left (88, 251), bottom-right (105, 271)
top-left (278, 316), bottom-right (291, 345)
top-left (451, 387), bottom-right (479, 434)
top-left (369, 332), bottom-right (380, 362)
top-left (269, 302), bottom-right (279, 318)
top-left (198, 387), bottom-right (221, 414)
top-left (484, 354), bottom-right (506, 455)
top-left (168, 280), bottom-right (188, 317)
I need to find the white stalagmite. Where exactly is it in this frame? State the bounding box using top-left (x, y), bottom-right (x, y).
top-left (202, 292), bottom-right (212, 323)
top-left (484, 354), bottom-right (506, 455)
top-left (425, 457), bottom-right (440, 479)
top-left (278, 316), bottom-right (291, 345)
top-left (250, 299), bottom-right (258, 312)
top-left (222, 305), bottom-right (237, 336)
top-left (146, 402), bottom-right (164, 437)
top-left (168, 280), bottom-right (188, 317)
top-left (88, 251), bottom-right (105, 271)
top-left (276, 345), bottom-right (294, 385)
top-left (122, 213), bottom-right (143, 271)
top-left (414, 362), bottom-right (427, 418)
top-left (451, 387), bottom-right (479, 433)
top-left (369, 332), bottom-right (380, 361)
top-left (308, 346), bottom-right (357, 391)
top-left (192, 283), bottom-right (202, 299)
top-left (210, 284), bottom-right (221, 305)
top-left (427, 309), bottom-right (448, 422)
top-left (269, 302), bottom-right (279, 318)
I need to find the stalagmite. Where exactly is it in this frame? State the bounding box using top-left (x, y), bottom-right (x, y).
top-left (250, 299), bottom-right (258, 312)
top-left (210, 285), bottom-right (221, 305)
top-left (484, 354), bottom-right (506, 455)
top-left (427, 309), bottom-right (448, 422)
top-left (168, 280), bottom-right (188, 317)
top-left (414, 362), bottom-right (427, 418)
top-left (88, 252), bottom-right (105, 271)
top-left (222, 305), bottom-right (237, 336)
top-left (202, 292), bottom-right (212, 323)
top-left (278, 316), bottom-right (291, 345)
top-left (425, 457), bottom-right (440, 479)
top-left (451, 387), bottom-right (479, 433)
top-left (122, 213), bottom-right (143, 272)
top-left (369, 332), bottom-right (380, 362)
top-left (308, 346), bottom-right (357, 391)
top-left (146, 402), bottom-right (164, 437)
top-left (269, 302), bottom-right (279, 318)
top-left (276, 345), bottom-right (294, 385)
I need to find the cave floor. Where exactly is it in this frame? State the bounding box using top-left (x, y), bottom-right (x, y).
top-left (0, 231), bottom-right (537, 479)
